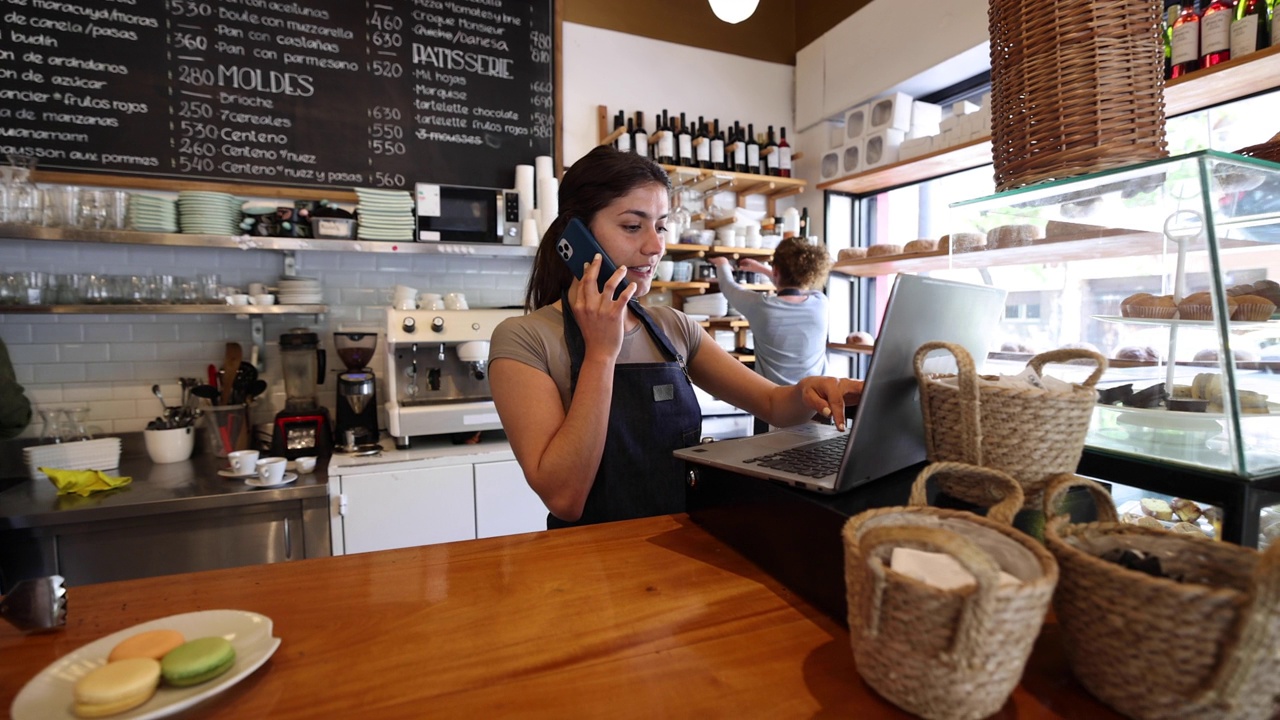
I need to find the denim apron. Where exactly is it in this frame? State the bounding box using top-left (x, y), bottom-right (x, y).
top-left (548, 299), bottom-right (702, 529)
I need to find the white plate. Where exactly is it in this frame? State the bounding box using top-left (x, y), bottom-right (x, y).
top-left (244, 472), bottom-right (297, 487)
top-left (216, 468), bottom-right (256, 479)
top-left (11, 609), bottom-right (281, 720)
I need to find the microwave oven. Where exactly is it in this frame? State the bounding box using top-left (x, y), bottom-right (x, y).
top-left (414, 183), bottom-right (521, 245)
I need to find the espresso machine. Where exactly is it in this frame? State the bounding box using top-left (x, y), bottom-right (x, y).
top-left (271, 328), bottom-right (333, 459)
top-left (334, 331), bottom-right (379, 449)
top-left (384, 308), bottom-right (522, 448)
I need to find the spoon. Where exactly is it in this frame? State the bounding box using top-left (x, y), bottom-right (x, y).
top-left (191, 385), bottom-right (222, 401)
top-left (246, 379), bottom-right (268, 400)
top-left (151, 384), bottom-right (167, 414)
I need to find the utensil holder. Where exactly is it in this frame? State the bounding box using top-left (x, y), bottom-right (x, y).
top-left (204, 404), bottom-right (249, 458)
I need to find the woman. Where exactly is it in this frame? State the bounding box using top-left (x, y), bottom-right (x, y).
top-left (488, 146), bottom-right (861, 528)
top-left (708, 236), bottom-right (832, 387)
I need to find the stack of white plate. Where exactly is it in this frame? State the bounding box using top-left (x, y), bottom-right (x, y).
top-left (354, 188), bottom-right (414, 241)
top-left (276, 277), bottom-right (323, 305)
top-left (127, 194), bottom-right (178, 233)
top-left (178, 191), bottom-right (243, 235)
top-left (683, 292), bottom-right (729, 318)
top-left (25, 437), bottom-right (122, 481)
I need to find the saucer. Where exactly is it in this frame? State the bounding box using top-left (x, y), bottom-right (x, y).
top-left (245, 472), bottom-right (298, 488)
top-left (218, 468), bottom-right (257, 479)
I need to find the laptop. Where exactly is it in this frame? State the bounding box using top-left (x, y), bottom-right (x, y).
top-left (675, 274), bottom-right (1007, 494)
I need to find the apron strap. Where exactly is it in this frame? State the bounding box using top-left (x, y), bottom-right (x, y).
top-left (563, 292), bottom-right (686, 395)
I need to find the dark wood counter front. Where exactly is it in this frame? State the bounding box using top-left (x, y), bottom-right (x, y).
top-left (0, 515), bottom-right (1119, 718)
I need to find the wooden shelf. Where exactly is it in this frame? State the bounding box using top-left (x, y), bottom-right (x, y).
top-left (650, 281), bottom-right (710, 294)
top-left (818, 46), bottom-right (1280, 197)
top-left (0, 304), bottom-right (327, 315)
top-left (827, 342), bottom-right (874, 357)
top-left (662, 244), bottom-right (775, 260)
top-left (697, 317), bottom-right (750, 329)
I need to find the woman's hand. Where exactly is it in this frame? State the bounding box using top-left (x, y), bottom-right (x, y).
top-left (567, 254), bottom-right (636, 360)
top-left (708, 256), bottom-right (731, 271)
top-left (795, 377), bottom-right (864, 431)
top-left (738, 258), bottom-right (772, 275)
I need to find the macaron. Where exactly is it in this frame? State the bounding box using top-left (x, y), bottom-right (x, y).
top-left (73, 657), bottom-right (161, 718)
top-left (160, 636), bottom-right (236, 687)
top-left (108, 629), bottom-right (186, 662)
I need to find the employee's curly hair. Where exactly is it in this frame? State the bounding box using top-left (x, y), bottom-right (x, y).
top-left (771, 236), bottom-right (832, 290)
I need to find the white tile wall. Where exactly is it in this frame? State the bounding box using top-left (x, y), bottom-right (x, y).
top-left (1, 239), bottom-right (532, 438)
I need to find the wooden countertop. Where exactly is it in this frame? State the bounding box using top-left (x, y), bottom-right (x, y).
top-left (1, 515), bottom-right (1120, 718)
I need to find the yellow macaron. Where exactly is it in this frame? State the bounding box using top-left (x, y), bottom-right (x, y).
top-left (73, 657), bottom-right (161, 718)
top-left (108, 629), bottom-right (186, 662)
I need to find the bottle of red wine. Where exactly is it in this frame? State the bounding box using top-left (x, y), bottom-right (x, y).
top-left (677, 112), bottom-right (694, 167)
top-left (633, 111), bottom-right (649, 159)
top-left (710, 120), bottom-right (726, 171)
top-left (732, 122), bottom-right (748, 172)
top-left (778, 127), bottom-right (792, 179)
top-left (745, 124), bottom-right (760, 175)
top-left (764, 125), bottom-right (779, 176)
top-left (695, 117), bottom-right (711, 169)
top-left (613, 111), bottom-right (631, 153)
top-left (1230, 0), bottom-right (1269, 58)
top-left (657, 109), bottom-right (675, 165)
top-left (1199, 0), bottom-right (1231, 69)
top-left (1170, 1), bottom-right (1202, 78)
top-left (1163, 0), bottom-right (1182, 78)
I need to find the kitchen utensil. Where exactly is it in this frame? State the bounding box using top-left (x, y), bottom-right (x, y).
top-left (191, 384), bottom-right (221, 401)
top-left (151, 384), bottom-right (167, 415)
top-left (232, 361), bottom-right (257, 404)
top-left (207, 364), bottom-right (219, 388)
top-left (246, 379), bottom-right (268, 400)
top-left (222, 343), bottom-right (242, 405)
top-left (0, 575), bottom-right (67, 633)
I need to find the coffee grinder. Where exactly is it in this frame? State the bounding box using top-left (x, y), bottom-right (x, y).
top-left (271, 328), bottom-right (332, 459)
top-left (334, 331), bottom-right (379, 449)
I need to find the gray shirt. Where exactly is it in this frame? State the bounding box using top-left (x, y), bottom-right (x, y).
top-left (716, 264), bottom-right (828, 385)
top-left (489, 304), bottom-right (704, 411)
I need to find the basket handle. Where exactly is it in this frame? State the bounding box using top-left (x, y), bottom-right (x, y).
top-left (1042, 474), bottom-right (1119, 541)
top-left (913, 341), bottom-right (983, 466)
top-left (860, 524), bottom-right (1003, 659)
top-left (1027, 349), bottom-right (1108, 388)
top-left (1202, 535), bottom-right (1280, 703)
top-left (908, 461), bottom-right (1025, 526)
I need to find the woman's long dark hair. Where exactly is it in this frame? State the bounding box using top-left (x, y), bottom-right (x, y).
top-left (525, 145), bottom-right (670, 311)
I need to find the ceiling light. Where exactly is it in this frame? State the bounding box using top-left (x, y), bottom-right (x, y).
top-left (708, 0), bottom-right (759, 24)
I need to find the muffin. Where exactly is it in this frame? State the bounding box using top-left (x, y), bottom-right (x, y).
top-left (1120, 292), bottom-right (1153, 317)
top-left (865, 243), bottom-right (903, 257)
top-left (837, 247), bottom-right (866, 262)
top-left (987, 224), bottom-right (1044, 249)
top-left (903, 239), bottom-right (937, 254)
top-left (1231, 294), bottom-right (1276, 321)
top-left (1128, 294), bottom-right (1178, 319)
top-left (1178, 291), bottom-right (1237, 321)
top-left (1250, 279), bottom-right (1280, 306)
top-left (941, 232), bottom-right (986, 252)
top-left (1115, 345), bottom-right (1160, 362)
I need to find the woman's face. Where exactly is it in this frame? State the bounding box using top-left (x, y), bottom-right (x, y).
top-left (587, 183), bottom-right (669, 297)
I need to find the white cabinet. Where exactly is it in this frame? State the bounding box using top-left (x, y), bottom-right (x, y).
top-left (474, 460), bottom-right (546, 539)
top-left (337, 464), bottom-right (476, 555)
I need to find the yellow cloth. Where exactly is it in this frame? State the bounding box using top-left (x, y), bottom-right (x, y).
top-left (41, 468), bottom-right (132, 497)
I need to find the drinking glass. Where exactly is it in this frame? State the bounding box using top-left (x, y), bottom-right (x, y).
top-left (78, 189), bottom-right (108, 230)
top-left (6, 155), bottom-right (41, 225)
top-left (39, 408), bottom-right (68, 444)
top-left (64, 407), bottom-right (92, 441)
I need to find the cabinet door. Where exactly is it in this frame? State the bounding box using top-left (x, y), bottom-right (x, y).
top-left (340, 464), bottom-right (476, 554)
top-left (474, 460), bottom-right (547, 539)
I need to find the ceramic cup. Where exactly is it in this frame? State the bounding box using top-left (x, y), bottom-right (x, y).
top-left (225, 294), bottom-right (250, 306)
top-left (228, 449), bottom-right (260, 475)
top-left (252, 294), bottom-right (275, 306)
top-left (444, 292), bottom-right (468, 310)
top-left (256, 456), bottom-right (287, 485)
top-left (294, 456), bottom-right (318, 474)
top-left (420, 294), bottom-right (445, 310)
top-left (656, 260), bottom-right (674, 282)
top-left (248, 282), bottom-right (266, 296)
top-left (671, 261), bottom-right (693, 283)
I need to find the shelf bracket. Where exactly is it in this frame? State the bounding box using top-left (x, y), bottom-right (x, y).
top-left (282, 251), bottom-right (298, 278)
top-left (250, 317), bottom-right (266, 373)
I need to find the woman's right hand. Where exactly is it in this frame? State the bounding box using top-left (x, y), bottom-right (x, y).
top-left (567, 254), bottom-right (636, 359)
top-left (739, 258), bottom-right (772, 275)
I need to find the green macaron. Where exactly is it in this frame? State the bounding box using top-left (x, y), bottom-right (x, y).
top-left (160, 637), bottom-right (236, 687)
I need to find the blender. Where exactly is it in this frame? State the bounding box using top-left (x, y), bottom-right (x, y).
top-left (270, 328), bottom-right (332, 458)
top-left (334, 331), bottom-right (379, 450)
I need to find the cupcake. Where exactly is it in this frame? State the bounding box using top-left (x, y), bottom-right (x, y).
top-left (1250, 279), bottom-right (1280, 306)
top-left (1177, 291), bottom-right (1236, 321)
top-left (1120, 292), bottom-right (1152, 317)
top-left (1128, 294), bottom-right (1178, 319)
top-left (1231, 294), bottom-right (1276, 321)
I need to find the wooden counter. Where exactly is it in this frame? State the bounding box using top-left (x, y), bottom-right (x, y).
top-left (1, 515), bottom-right (1119, 718)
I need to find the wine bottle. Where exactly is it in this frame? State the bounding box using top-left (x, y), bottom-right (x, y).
top-left (633, 111), bottom-right (649, 159)
top-left (657, 109), bottom-right (675, 165)
top-left (1163, 0), bottom-right (1182, 78)
top-left (798, 207), bottom-right (809, 237)
top-left (1231, 0), bottom-right (1269, 58)
top-left (677, 112), bottom-right (694, 167)
top-left (778, 127), bottom-right (792, 179)
top-left (710, 120), bottom-right (726, 171)
top-left (1200, 0), bottom-right (1232, 68)
top-left (701, 117), bottom-right (711, 169)
top-left (764, 125), bottom-right (779, 176)
top-left (1170, 1), bottom-right (1202, 78)
top-left (614, 111), bottom-right (631, 153)
top-left (732, 122), bottom-right (748, 172)
top-left (746, 123), bottom-right (761, 175)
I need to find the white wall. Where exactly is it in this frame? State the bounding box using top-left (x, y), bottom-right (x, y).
top-left (561, 23), bottom-right (794, 167)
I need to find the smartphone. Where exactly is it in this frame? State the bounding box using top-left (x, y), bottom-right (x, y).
top-left (557, 217), bottom-right (631, 299)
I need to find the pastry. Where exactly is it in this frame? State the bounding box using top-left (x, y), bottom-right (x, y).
top-left (1122, 382), bottom-right (1165, 408)
top-left (903, 239), bottom-right (937, 254)
top-left (1178, 291), bottom-right (1237, 321)
top-left (1166, 398), bottom-right (1209, 412)
top-left (73, 658), bottom-right (161, 718)
top-left (1230, 294), bottom-right (1276, 321)
top-left (1170, 498), bottom-right (1203, 523)
top-left (1000, 341), bottom-right (1034, 354)
top-left (1193, 348), bottom-right (1258, 362)
top-left (837, 247), bottom-right (866, 261)
top-left (1250, 279), bottom-right (1280, 306)
top-left (941, 232), bottom-right (986, 252)
top-left (865, 243), bottom-right (903, 257)
top-left (1140, 498), bottom-right (1174, 522)
top-left (1120, 293), bottom-right (1153, 317)
top-left (987, 223), bottom-right (1044, 249)
top-left (1128, 294), bottom-right (1178, 319)
top-left (1133, 515), bottom-right (1166, 530)
top-left (1114, 345), bottom-right (1160, 362)
top-left (108, 629), bottom-right (186, 663)
top-left (846, 331), bottom-right (874, 346)
top-left (1097, 383), bottom-right (1134, 405)
top-left (160, 637), bottom-right (236, 687)
top-left (1171, 521), bottom-right (1206, 535)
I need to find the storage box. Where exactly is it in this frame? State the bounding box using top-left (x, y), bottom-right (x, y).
top-left (841, 139), bottom-right (864, 175)
top-left (313, 217), bottom-right (357, 239)
top-left (870, 92), bottom-right (913, 132)
top-left (910, 100), bottom-right (943, 128)
top-left (864, 128), bottom-right (906, 168)
top-left (821, 150), bottom-right (843, 181)
top-left (827, 120), bottom-right (845, 150)
top-left (844, 104), bottom-right (870, 141)
top-left (899, 136), bottom-right (935, 161)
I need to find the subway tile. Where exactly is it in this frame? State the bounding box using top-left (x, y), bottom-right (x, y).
top-left (130, 360), bottom-right (183, 378)
top-left (13, 364), bottom-right (33, 384)
top-left (33, 323), bottom-right (86, 343)
top-left (24, 385), bottom-right (63, 404)
top-left (60, 343), bottom-right (111, 362)
top-left (8, 343), bottom-right (59, 364)
top-left (0, 324), bottom-right (33, 344)
top-left (84, 363), bottom-right (136, 382)
top-left (63, 384), bottom-right (116, 402)
top-left (25, 243), bottom-right (79, 265)
top-left (340, 288), bottom-right (381, 306)
top-left (132, 323), bottom-right (181, 342)
top-left (85, 322), bottom-right (131, 342)
top-left (109, 342), bottom-right (158, 362)
top-left (112, 382), bottom-right (159, 400)
top-left (113, 417), bottom-right (150, 433)
top-left (0, 243), bottom-right (28, 264)
top-left (297, 252), bottom-right (341, 270)
top-left (127, 246), bottom-right (179, 267)
top-left (91, 399), bottom-right (139, 418)
top-left (33, 363), bottom-right (86, 383)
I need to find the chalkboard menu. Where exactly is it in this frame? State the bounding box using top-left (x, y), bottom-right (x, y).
top-left (0, 0), bottom-right (554, 190)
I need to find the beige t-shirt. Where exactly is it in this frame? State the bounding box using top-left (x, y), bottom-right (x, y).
top-left (489, 304), bottom-right (704, 411)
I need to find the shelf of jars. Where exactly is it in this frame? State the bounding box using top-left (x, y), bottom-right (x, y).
top-left (0, 223), bottom-right (538, 257)
top-left (817, 43), bottom-right (1280, 196)
top-left (0, 304), bottom-right (328, 315)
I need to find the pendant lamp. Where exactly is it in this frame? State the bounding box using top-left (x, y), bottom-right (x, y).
top-left (708, 0), bottom-right (760, 24)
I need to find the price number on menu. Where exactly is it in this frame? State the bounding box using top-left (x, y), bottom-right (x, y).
top-left (369, 60), bottom-right (403, 78)
top-left (172, 32), bottom-right (208, 52)
top-left (372, 171), bottom-right (406, 189)
top-left (530, 30), bottom-right (551, 64)
top-left (531, 112), bottom-right (553, 140)
top-left (168, 0), bottom-right (212, 18)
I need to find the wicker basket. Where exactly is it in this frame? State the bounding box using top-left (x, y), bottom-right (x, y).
top-left (914, 341), bottom-right (1106, 508)
top-left (842, 463), bottom-right (1058, 720)
top-left (988, 0), bottom-right (1168, 191)
top-left (1044, 475), bottom-right (1280, 720)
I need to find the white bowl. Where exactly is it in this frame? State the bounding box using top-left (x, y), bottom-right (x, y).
top-left (144, 426), bottom-right (195, 464)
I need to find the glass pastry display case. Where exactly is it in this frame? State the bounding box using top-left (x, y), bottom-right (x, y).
top-left (932, 150), bottom-right (1280, 545)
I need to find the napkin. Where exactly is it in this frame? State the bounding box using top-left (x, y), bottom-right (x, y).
top-left (890, 547), bottom-right (1021, 591)
top-left (41, 468), bottom-right (132, 497)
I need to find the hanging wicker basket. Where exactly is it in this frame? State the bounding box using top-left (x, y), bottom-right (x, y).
top-left (988, 0), bottom-right (1169, 191)
top-left (1044, 475), bottom-right (1280, 720)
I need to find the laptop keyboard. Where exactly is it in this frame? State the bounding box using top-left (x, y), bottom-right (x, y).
top-left (743, 434), bottom-right (849, 478)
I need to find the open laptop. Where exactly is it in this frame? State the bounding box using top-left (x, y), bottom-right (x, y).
top-left (675, 274), bottom-right (1007, 494)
